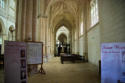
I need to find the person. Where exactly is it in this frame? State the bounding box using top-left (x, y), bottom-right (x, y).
top-left (64, 46), bottom-right (67, 53)
top-left (58, 45), bottom-right (62, 56)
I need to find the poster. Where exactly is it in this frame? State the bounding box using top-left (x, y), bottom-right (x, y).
top-left (27, 42), bottom-right (42, 64)
top-left (4, 41), bottom-right (27, 83)
top-left (101, 43), bottom-right (125, 83)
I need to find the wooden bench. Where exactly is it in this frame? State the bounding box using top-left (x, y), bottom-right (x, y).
top-left (60, 53), bottom-right (85, 64)
top-left (60, 54), bottom-right (75, 64)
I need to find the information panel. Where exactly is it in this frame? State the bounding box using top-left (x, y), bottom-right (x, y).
top-left (27, 42), bottom-right (43, 64)
top-left (101, 43), bottom-right (125, 83)
top-left (4, 41), bottom-right (27, 83)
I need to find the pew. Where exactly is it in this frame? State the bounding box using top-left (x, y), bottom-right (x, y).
top-left (60, 53), bottom-right (85, 64)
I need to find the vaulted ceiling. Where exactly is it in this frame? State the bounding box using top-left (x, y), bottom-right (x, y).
top-left (44, 0), bottom-right (83, 32)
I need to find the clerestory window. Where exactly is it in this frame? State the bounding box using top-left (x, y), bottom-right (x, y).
top-left (90, 0), bottom-right (99, 27)
top-left (0, 0), bottom-right (5, 8)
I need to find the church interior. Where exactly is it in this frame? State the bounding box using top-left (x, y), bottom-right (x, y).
top-left (0, 0), bottom-right (125, 83)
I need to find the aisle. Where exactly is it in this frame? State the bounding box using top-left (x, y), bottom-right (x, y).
top-left (28, 57), bottom-right (100, 83)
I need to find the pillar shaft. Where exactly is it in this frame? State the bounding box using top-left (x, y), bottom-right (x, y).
top-left (32, 0), bottom-right (37, 41)
top-left (21, 0), bottom-right (27, 41)
top-left (25, 0), bottom-right (33, 41)
top-left (16, 0), bottom-right (38, 41)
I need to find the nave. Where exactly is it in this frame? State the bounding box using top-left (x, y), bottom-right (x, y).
top-left (0, 0), bottom-right (125, 83)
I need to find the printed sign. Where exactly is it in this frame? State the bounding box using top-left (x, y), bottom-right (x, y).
top-left (4, 41), bottom-right (27, 83)
top-left (101, 43), bottom-right (125, 83)
top-left (27, 42), bottom-right (42, 64)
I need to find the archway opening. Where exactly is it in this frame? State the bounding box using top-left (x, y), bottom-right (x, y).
top-left (58, 33), bottom-right (67, 44)
top-left (0, 22), bottom-right (3, 45)
top-left (56, 26), bottom-right (69, 44)
top-left (55, 26), bottom-right (70, 56)
top-left (0, 22), bottom-right (3, 55)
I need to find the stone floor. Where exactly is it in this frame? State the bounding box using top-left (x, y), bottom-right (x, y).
top-left (28, 57), bottom-right (100, 83)
top-left (0, 65), bottom-right (4, 83)
top-left (0, 57), bottom-right (100, 83)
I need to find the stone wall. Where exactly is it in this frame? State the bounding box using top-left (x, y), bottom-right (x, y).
top-left (0, 0), bottom-right (16, 54)
top-left (99, 0), bottom-right (125, 43)
top-left (88, 24), bottom-right (100, 66)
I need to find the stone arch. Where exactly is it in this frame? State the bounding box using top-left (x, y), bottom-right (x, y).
top-left (55, 24), bottom-right (70, 43)
top-left (54, 24), bottom-right (72, 54)
top-left (0, 18), bottom-right (6, 54)
top-left (0, 20), bottom-right (3, 45)
top-left (46, 0), bottom-right (77, 31)
top-left (54, 21), bottom-right (73, 43)
top-left (58, 33), bottom-right (67, 43)
top-left (56, 26), bottom-right (69, 44)
top-left (0, 18), bottom-right (6, 35)
top-left (46, 0), bottom-right (79, 55)
top-left (54, 18), bottom-right (74, 34)
top-left (45, 0), bottom-right (78, 16)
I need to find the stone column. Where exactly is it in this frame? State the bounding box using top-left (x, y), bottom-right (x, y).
top-left (25, 0), bottom-right (33, 41)
top-left (83, 0), bottom-right (89, 61)
top-left (16, 0), bottom-right (38, 41)
top-left (16, 0), bottom-right (22, 41)
top-left (39, 17), bottom-right (47, 57)
top-left (21, 0), bottom-right (27, 41)
top-left (32, 0), bottom-right (37, 41)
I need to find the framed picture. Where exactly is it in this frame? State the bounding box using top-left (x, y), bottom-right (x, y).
top-left (21, 59), bottom-right (26, 68)
top-left (21, 50), bottom-right (25, 57)
top-left (21, 70), bottom-right (26, 80)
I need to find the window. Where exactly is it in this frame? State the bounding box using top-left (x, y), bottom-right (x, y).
top-left (80, 12), bottom-right (84, 35)
top-left (0, 0), bottom-right (5, 8)
top-left (90, 0), bottom-right (99, 27)
top-left (80, 22), bottom-right (83, 35)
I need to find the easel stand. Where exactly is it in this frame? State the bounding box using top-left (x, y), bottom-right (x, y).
top-left (28, 64), bottom-right (46, 76)
top-left (26, 41), bottom-right (46, 76)
top-left (39, 64), bottom-right (46, 75)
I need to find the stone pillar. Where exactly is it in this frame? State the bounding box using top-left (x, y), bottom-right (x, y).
top-left (21, 0), bottom-right (27, 41)
top-left (39, 17), bottom-right (47, 57)
top-left (32, 0), bottom-right (37, 41)
top-left (83, 0), bottom-right (90, 61)
top-left (49, 27), bottom-right (53, 56)
top-left (25, 0), bottom-right (33, 41)
top-left (76, 13), bottom-right (80, 54)
top-left (16, 0), bottom-right (38, 41)
top-left (16, 0), bottom-right (22, 41)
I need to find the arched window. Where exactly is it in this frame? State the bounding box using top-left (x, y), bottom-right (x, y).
top-left (0, 0), bottom-right (5, 8)
top-left (9, 0), bottom-right (16, 17)
top-left (0, 23), bottom-right (2, 44)
top-left (80, 22), bottom-right (83, 35)
top-left (90, 0), bottom-right (99, 27)
top-left (80, 12), bottom-right (84, 35)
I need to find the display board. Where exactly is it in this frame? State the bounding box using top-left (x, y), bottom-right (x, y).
top-left (4, 41), bottom-right (27, 83)
top-left (101, 43), bottom-right (125, 83)
top-left (26, 42), bottom-right (43, 64)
